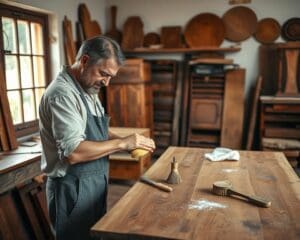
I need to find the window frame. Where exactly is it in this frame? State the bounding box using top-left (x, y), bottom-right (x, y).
top-left (0, 3), bottom-right (51, 138)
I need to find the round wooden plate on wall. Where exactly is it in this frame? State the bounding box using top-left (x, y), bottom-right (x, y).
top-left (282, 17), bottom-right (300, 41)
top-left (254, 18), bottom-right (281, 44)
top-left (223, 6), bottom-right (258, 42)
top-left (184, 13), bottom-right (225, 47)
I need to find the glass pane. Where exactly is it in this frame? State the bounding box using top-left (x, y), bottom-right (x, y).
top-left (20, 56), bottom-right (33, 88)
top-left (35, 88), bottom-right (45, 118)
top-left (17, 20), bottom-right (31, 54)
top-left (33, 56), bottom-right (45, 87)
top-left (7, 91), bottom-right (22, 124)
top-left (23, 89), bottom-right (35, 121)
top-left (2, 17), bottom-right (17, 53)
top-left (5, 55), bottom-right (20, 89)
top-left (31, 22), bottom-right (44, 55)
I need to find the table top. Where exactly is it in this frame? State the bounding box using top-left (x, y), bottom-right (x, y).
top-left (91, 147), bottom-right (300, 240)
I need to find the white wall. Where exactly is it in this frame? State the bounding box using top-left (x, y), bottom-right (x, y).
top-left (106, 0), bottom-right (300, 98)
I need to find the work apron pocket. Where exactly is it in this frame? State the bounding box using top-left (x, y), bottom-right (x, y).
top-left (56, 174), bottom-right (80, 217)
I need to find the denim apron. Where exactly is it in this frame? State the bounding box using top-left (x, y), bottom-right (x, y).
top-left (46, 78), bottom-right (110, 240)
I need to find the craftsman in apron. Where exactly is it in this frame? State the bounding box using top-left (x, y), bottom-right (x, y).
top-left (47, 77), bottom-right (109, 240)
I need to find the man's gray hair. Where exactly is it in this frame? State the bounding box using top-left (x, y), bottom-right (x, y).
top-left (75, 36), bottom-right (125, 66)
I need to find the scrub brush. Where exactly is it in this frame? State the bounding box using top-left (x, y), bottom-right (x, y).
top-left (166, 157), bottom-right (182, 184)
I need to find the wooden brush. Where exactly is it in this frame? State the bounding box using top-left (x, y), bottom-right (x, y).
top-left (166, 157), bottom-right (182, 184)
top-left (212, 180), bottom-right (271, 208)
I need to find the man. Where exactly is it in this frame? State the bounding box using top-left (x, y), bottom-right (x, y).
top-left (39, 36), bottom-right (155, 240)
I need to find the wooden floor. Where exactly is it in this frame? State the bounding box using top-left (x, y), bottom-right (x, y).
top-left (107, 180), bottom-right (134, 210)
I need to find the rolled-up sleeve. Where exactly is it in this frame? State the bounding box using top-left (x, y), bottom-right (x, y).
top-left (49, 95), bottom-right (86, 160)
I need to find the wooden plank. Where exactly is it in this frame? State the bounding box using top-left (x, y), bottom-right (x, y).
top-left (0, 61), bottom-right (18, 150)
top-left (0, 105), bottom-right (9, 151)
top-left (264, 127), bottom-right (300, 139)
top-left (221, 68), bottom-right (245, 149)
top-left (62, 16), bottom-right (77, 65)
top-left (91, 147), bottom-right (300, 239)
top-left (246, 75), bottom-right (263, 150)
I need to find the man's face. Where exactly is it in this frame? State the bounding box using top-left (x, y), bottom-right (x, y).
top-left (79, 56), bottom-right (119, 94)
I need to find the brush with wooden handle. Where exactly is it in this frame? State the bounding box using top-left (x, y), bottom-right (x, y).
top-left (212, 180), bottom-right (271, 208)
top-left (140, 176), bottom-right (173, 192)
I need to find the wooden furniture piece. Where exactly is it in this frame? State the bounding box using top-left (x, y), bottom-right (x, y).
top-left (106, 59), bottom-right (153, 134)
top-left (186, 66), bottom-right (245, 149)
top-left (109, 127), bottom-right (151, 180)
top-left (276, 42), bottom-right (300, 96)
top-left (259, 42), bottom-right (300, 96)
top-left (148, 60), bottom-right (183, 157)
top-left (123, 47), bottom-right (241, 151)
top-left (260, 96), bottom-right (300, 168)
top-left (0, 144), bottom-right (49, 240)
top-left (91, 146), bottom-right (300, 239)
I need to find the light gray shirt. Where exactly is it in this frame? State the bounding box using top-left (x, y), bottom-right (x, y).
top-left (39, 66), bottom-right (105, 177)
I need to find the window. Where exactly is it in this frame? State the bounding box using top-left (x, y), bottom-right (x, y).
top-left (0, 4), bottom-right (50, 137)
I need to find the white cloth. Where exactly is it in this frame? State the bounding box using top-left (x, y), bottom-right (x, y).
top-left (205, 147), bottom-right (240, 161)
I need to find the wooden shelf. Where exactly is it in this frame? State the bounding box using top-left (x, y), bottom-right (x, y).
top-left (124, 46), bottom-right (241, 54)
top-left (260, 96), bottom-right (300, 104)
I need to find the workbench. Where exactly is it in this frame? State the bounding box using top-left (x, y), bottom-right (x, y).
top-left (91, 147), bottom-right (300, 239)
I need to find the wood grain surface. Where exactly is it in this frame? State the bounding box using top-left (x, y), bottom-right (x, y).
top-left (282, 18), bottom-right (300, 41)
top-left (105, 6), bottom-right (122, 43)
top-left (221, 68), bottom-right (245, 149)
top-left (121, 16), bottom-right (144, 50)
top-left (254, 18), bottom-right (281, 44)
top-left (184, 13), bottom-right (225, 47)
top-left (62, 16), bottom-right (77, 65)
top-left (161, 26), bottom-right (182, 48)
top-left (91, 147), bottom-right (300, 239)
top-left (143, 32), bottom-right (160, 47)
top-left (223, 6), bottom-right (257, 42)
top-left (78, 3), bottom-right (102, 39)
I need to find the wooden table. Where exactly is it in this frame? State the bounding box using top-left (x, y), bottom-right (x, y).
top-left (91, 147), bottom-right (300, 239)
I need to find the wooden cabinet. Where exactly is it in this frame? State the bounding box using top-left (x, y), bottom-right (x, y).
top-left (109, 127), bottom-right (152, 180)
top-left (186, 70), bottom-right (224, 148)
top-left (189, 98), bottom-right (222, 130)
top-left (260, 96), bottom-right (300, 168)
top-left (107, 59), bottom-right (153, 133)
top-left (185, 68), bottom-right (245, 149)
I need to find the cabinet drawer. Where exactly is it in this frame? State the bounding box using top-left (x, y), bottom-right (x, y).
top-left (189, 99), bottom-right (222, 130)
